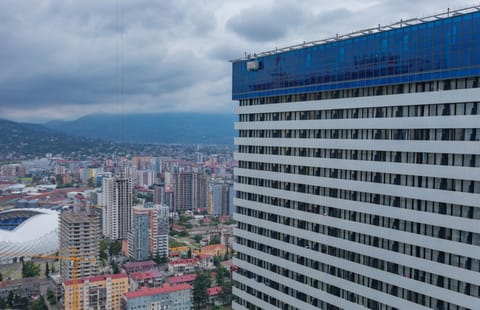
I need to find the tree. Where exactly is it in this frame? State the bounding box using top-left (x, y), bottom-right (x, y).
top-left (216, 266), bottom-right (229, 288)
top-left (87, 177), bottom-right (96, 188)
top-left (111, 260), bottom-right (120, 274)
top-left (0, 271), bottom-right (2, 281)
top-left (193, 234), bottom-right (203, 243)
top-left (178, 230), bottom-right (189, 237)
top-left (209, 236), bottom-right (220, 245)
top-left (213, 256), bottom-right (221, 268)
top-left (219, 281), bottom-right (233, 305)
top-left (46, 289), bottom-right (57, 305)
top-left (29, 295), bottom-right (48, 310)
top-left (192, 271), bottom-right (211, 308)
top-left (45, 262), bottom-right (49, 277)
top-left (22, 261), bottom-right (41, 278)
top-left (109, 240), bottom-right (122, 256)
top-left (187, 248), bottom-right (192, 259)
top-left (99, 240), bottom-right (108, 261)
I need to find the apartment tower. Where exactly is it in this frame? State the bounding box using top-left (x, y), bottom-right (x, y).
top-left (101, 175), bottom-right (133, 240)
top-left (231, 6), bottom-right (480, 310)
top-left (59, 210), bottom-right (99, 282)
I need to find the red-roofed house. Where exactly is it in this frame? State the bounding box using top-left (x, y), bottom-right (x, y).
top-left (168, 258), bottom-right (199, 274)
top-left (122, 260), bottom-right (157, 274)
top-left (207, 286), bottom-right (224, 306)
top-left (129, 270), bottom-right (165, 291)
top-left (167, 274), bottom-right (197, 286)
top-left (122, 283), bottom-right (192, 310)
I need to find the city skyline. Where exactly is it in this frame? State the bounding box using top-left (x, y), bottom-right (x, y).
top-left (0, 0), bottom-right (474, 122)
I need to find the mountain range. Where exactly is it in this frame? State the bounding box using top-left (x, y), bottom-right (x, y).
top-left (44, 113), bottom-right (236, 145)
top-left (0, 118), bottom-right (121, 158)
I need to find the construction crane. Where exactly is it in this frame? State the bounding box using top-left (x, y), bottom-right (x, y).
top-left (2, 248), bottom-right (95, 310)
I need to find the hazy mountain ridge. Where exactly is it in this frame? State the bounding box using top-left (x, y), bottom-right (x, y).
top-left (44, 113), bottom-right (236, 145)
top-left (0, 118), bottom-right (120, 158)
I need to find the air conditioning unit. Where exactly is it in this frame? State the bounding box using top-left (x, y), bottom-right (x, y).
top-left (247, 60), bottom-right (260, 71)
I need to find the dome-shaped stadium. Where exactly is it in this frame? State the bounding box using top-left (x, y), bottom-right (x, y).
top-left (0, 208), bottom-right (59, 264)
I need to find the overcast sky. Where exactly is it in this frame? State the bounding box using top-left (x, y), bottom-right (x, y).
top-left (0, 0), bottom-right (474, 122)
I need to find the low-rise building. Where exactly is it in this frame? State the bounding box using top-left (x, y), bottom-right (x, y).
top-left (167, 274), bottom-right (197, 286)
top-left (200, 244), bottom-right (227, 257)
top-left (63, 273), bottom-right (128, 310)
top-left (129, 271), bottom-right (164, 291)
top-left (122, 260), bottom-right (157, 274)
top-left (122, 283), bottom-right (192, 310)
top-left (207, 286), bottom-right (223, 306)
top-left (168, 258), bottom-right (198, 275)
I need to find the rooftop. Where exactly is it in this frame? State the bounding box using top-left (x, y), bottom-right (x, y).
top-left (207, 286), bottom-right (222, 297)
top-left (63, 273), bottom-right (127, 286)
top-left (130, 270), bottom-right (164, 281)
top-left (124, 283), bottom-right (191, 299)
top-left (167, 274), bottom-right (197, 285)
top-left (202, 244), bottom-right (227, 251)
top-left (230, 5), bottom-right (480, 62)
top-left (123, 260), bottom-right (157, 269)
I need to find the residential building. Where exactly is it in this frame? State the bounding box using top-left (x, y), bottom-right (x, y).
top-left (173, 172), bottom-right (208, 212)
top-left (167, 274), bottom-right (197, 286)
top-left (173, 172), bottom-right (193, 212)
top-left (128, 203), bottom-right (169, 261)
top-left (129, 270), bottom-right (164, 291)
top-left (136, 170), bottom-right (155, 188)
top-left (212, 181), bottom-right (234, 216)
top-left (101, 175), bottom-right (133, 240)
top-left (122, 283), bottom-right (192, 310)
top-left (128, 206), bottom-right (151, 261)
top-left (201, 244), bottom-right (227, 257)
top-left (59, 210), bottom-right (99, 282)
top-left (231, 6), bottom-right (480, 310)
top-left (123, 260), bottom-right (157, 274)
top-left (63, 273), bottom-right (128, 310)
top-left (193, 172), bottom-right (209, 212)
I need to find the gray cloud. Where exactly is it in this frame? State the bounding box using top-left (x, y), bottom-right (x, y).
top-left (226, 1), bottom-right (306, 42)
top-left (0, 0), bottom-right (474, 122)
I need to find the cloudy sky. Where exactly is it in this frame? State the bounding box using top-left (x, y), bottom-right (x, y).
top-left (0, 0), bottom-right (474, 122)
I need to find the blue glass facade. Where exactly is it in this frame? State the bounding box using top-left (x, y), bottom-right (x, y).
top-left (232, 11), bottom-right (480, 100)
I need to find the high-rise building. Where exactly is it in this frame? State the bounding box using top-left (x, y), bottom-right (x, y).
top-left (193, 172), bottom-right (209, 212)
top-left (153, 182), bottom-right (165, 205)
top-left (174, 172), bottom-right (208, 212)
top-left (212, 182), bottom-right (234, 216)
top-left (174, 172), bottom-right (193, 212)
top-left (128, 203), bottom-right (169, 261)
top-left (101, 176), bottom-right (133, 240)
top-left (59, 211), bottom-right (99, 282)
top-left (128, 207), bottom-right (151, 261)
top-left (231, 6), bottom-right (480, 310)
top-left (136, 170), bottom-right (155, 187)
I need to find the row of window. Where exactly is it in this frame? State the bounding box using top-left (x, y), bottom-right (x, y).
top-left (238, 128), bottom-right (480, 141)
top-left (238, 78), bottom-right (480, 107)
top-left (236, 239), bottom-right (470, 310)
top-left (237, 173), bottom-right (480, 216)
top-left (238, 101), bottom-right (480, 123)
top-left (236, 191), bottom-right (480, 270)
top-left (238, 164), bottom-right (480, 193)
top-left (236, 221), bottom-right (480, 300)
top-left (236, 197), bottom-right (480, 246)
top-left (236, 202), bottom-right (480, 271)
top-left (238, 146), bottom-right (480, 168)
